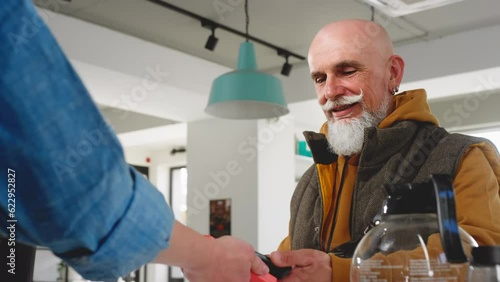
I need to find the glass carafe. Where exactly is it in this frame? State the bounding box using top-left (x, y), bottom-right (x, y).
top-left (351, 175), bottom-right (478, 282)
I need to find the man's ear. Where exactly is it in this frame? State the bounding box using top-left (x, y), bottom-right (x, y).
top-left (389, 55), bottom-right (405, 92)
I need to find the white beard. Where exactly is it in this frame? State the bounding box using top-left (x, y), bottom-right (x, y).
top-left (324, 92), bottom-right (390, 156)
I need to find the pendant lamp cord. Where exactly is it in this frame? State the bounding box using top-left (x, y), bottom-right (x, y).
top-left (245, 0), bottom-right (249, 41)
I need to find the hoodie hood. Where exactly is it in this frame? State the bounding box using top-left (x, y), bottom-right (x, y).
top-left (319, 89), bottom-right (439, 134)
top-left (379, 88), bottom-right (439, 129)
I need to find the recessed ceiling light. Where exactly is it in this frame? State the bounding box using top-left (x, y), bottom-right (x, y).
top-left (361, 0), bottom-right (466, 17)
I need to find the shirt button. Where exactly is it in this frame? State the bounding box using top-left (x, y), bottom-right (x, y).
top-left (314, 227), bottom-right (320, 232)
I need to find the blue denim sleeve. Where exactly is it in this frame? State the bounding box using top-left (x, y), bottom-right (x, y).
top-left (0, 1), bottom-right (174, 281)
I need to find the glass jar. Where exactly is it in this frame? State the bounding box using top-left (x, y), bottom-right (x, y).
top-left (351, 213), bottom-right (477, 281)
top-left (350, 175), bottom-right (478, 282)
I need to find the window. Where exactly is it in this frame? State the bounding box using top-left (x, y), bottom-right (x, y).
top-left (169, 166), bottom-right (188, 281)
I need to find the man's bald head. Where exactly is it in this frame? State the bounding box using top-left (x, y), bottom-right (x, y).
top-left (308, 19), bottom-right (394, 66)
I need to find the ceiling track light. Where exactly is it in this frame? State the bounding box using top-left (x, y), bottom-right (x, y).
top-left (146, 0), bottom-right (305, 76)
top-left (278, 49), bottom-right (293, 76)
top-left (146, 0), bottom-right (304, 119)
top-left (202, 19), bottom-right (218, 51)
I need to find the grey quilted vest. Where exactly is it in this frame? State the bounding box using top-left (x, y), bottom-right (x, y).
top-left (289, 120), bottom-right (487, 252)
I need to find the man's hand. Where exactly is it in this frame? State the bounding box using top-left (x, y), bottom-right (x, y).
top-left (183, 235), bottom-right (269, 281)
top-left (270, 249), bottom-right (331, 282)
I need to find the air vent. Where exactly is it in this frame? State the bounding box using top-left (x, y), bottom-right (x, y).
top-left (361, 0), bottom-right (466, 17)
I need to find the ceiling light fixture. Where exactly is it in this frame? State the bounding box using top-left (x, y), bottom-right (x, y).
top-left (146, 0), bottom-right (301, 119)
top-left (146, 0), bottom-right (305, 76)
top-left (205, 0), bottom-right (289, 119)
top-left (279, 50), bottom-right (292, 77)
top-left (202, 20), bottom-right (218, 51)
top-left (361, 0), bottom-right (466, 17)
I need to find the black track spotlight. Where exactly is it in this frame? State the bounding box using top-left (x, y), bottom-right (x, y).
top-left (202, 20), bottom-right (219, 51)
top-left (281, 55), bottom-right (292, 76)
top-left (149, 0), bottom-right (306, 69)
top-left (205, 28), bottom-right (218, 51)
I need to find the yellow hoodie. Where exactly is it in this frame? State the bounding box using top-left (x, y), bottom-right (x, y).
top-left (278, 89), bottom-right (500, 281)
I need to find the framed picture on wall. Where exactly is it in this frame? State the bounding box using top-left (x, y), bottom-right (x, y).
top-left (209, 199), bottom-right (232, 238)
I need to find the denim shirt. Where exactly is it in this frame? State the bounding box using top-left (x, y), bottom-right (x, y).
top-left (0, 1), bottom-right (174, 281)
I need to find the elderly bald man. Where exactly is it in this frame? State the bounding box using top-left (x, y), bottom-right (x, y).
top-left (270, 19), bottom-right (500, 281)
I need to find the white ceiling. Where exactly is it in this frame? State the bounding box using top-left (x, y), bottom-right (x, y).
top-left (35, 0), bottom-right (500, 151)
top-left (35, 0), bottom-right (500, 71)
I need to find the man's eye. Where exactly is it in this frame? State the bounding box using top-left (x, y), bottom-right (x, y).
top-left (342, 69), bottom-right (356, 75)
top-left (314, 77), bottom-right (325, 84)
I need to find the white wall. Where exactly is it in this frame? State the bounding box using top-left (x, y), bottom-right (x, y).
top-left (187, 118), bottom-right (260, 245)
top-left (123, 147), bottom-right (151, 167)
top-left (257, 116), bottom-right (296, 254)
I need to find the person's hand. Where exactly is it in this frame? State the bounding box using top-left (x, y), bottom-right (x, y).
top-left (183, 235), bottom-right (269, 282)
top-left (154, 222), bottom-right (268, 282)
top-left (270, 249), bottom-right (331, 282)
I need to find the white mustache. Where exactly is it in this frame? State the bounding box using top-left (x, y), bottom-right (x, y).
top-left (321, 90), bottom-right (364, 111)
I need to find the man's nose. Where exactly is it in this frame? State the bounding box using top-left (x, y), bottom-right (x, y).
top-left (324, 77), bottom-right (346, 100)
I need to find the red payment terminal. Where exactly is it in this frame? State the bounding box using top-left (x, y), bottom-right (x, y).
top-left (250, 271), bottom-right (278, 282)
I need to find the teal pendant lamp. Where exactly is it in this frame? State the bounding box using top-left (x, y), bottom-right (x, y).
top-left (206, 42), bottom-right (289, 119)
top-left (205, 0), bottom-right (289, 119)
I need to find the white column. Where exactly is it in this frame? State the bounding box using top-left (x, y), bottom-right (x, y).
top-left (257, 116), bottom-right (296, 254)
top-left (187, 115), bottom-right (295, 253)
